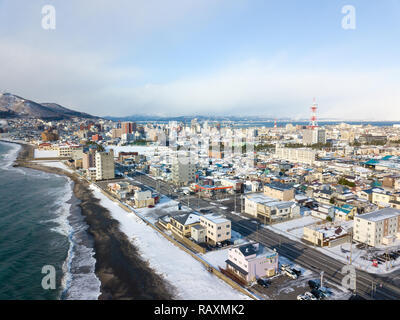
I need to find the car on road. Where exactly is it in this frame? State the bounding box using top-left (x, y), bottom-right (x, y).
top-left (257, 278), bottom-right (270, 288)
top-left (284, 268), bottom-right (298, 280)
top-left (292, 268), bottom-right (302, 277)
top-left (147, 205), bottom-right (155, 208)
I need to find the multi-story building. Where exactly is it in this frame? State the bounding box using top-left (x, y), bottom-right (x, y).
top-left (226, 242), bottom-right (279, 283)
top-left (171, 153), bottom-right (196, 186)
top-left (82, 150), bottom-right (96, 169)
top-left (353, 208), bottom-right (400, 246)
top-left (199, 214), bottom-right (231, 245)
top-left (57, 143), bottom-right (83, 159)
top-left (264, 182), bottom-right (295, 201)
top-left (303, 128), bottom-right (326, 145)
top-left (275, 146), bottom-right (316, 165)
top-left (95, 150), bottom-right (115, 181)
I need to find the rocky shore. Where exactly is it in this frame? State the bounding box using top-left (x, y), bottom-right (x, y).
top-left (12, 142), bottom-right (174, 300)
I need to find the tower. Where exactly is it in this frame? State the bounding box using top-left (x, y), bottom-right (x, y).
top-left (309, 98), bottom-right (318, 130)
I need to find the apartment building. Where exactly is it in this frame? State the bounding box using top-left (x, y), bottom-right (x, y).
top-left (353, 208), bottom-right (400, 246)
top-left (303, 128), bottom-right (326, 145)
top-left (57, 143), bottom-right (83, 159)
top-left (199, 214), bottom-right (231, 245)
top-left (95, 150), bottom-right (115, 181)
top-left (82, 151), bottom-right (96, 169)
top-left (226, 242), bottom-right (279, 283)
top-left (275, 146), bottom-right (316, 165)
top-left (303, 224), bottom-right (350, 247)
top-left (264, 182), bottom-right (295, 201)
top-left (171, 153), bottom-right (196, 186)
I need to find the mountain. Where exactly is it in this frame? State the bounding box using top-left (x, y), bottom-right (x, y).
top-left (0, 93), bottom-right (97, 120)
top-left (104, 114), bottom-right (286, 122)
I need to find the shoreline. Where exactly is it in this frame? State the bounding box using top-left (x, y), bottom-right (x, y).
top-left (6, 141), bottom-right (174, 300)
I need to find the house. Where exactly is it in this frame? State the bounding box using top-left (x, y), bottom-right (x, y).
top-left (311, 204), bottom-right (335, 220)
top-left (303, 223), bottom-right (351, 247)
top-left (199, 214), bottom-right (231, 245)
top-left (335, 204), bottom-right (357, 221)
top-left (226, 242), bottom-right (279, 284)
top-left (244, 193), bottom-right (300, 223)
top-left (134, 190), bottom-right (155, 208)
top-left (169, 213), bottom-right (201, 238)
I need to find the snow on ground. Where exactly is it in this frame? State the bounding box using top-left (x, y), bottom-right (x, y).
top-left (266, 215), bottom-right (322, 239)
top-left (34, 149), bottom-right (58, 158)
top-left (134, 195), bottom-right (191, 223)
top-left (202, 248), bottom-right (230, 269)
top-left (34, 160), bottom-right (75, 173)
top-left (89, 184), bottom-right (251, 300)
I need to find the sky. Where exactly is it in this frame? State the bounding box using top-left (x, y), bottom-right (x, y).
top-left (0, 0), bottom-right (399, 120)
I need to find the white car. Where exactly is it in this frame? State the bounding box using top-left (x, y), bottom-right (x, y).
top-left (280, 264), bottom-right (290, 272)
top-left (304, 292), bottom-right (318, 300)
top-left (284, 269), bottom-right (298, 280)
top-left (297, 294), bottom-right (310, 300)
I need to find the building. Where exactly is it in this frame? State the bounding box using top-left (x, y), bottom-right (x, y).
top-left (275, 146), bottom-right (316, 165)
top-left (82, 151), bottom-right (96, 169)
top-left (95, 150), bottom-right (115, 181)
top-left (303, 128), bottom-right (326, 145)
top-left (57, 143), bottom-right (83, 159)
top-left (353, 208), bottom-right (400, 247)
top-left (303, 224), bottom-right (351, 247)
top-left (191, 225), bottom-right (206, 243)
top-left (134, 190), bottom-right (154, 208)
top-left (244, 194), bottom-right (300, 223)
top-left (226, 242), bottom-right (279, 283)
top-left (264, 183), bottom-right (295, 201)
top-left (199, 214), bottom-right (231, 245)
top-left (121, 122), bottom-right (136, 135)
top-left (169, 213), bottom-right (201, 238)
top-left (171, 153), bottom-right (196, 186)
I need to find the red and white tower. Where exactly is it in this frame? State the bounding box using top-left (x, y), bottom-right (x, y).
top-left (309, 98), bottom-right (319, 130)
top-left (274, 119), bottom-right (277, 129)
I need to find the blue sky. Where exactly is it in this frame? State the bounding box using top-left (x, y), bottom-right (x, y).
top-left (0, 0), bottom-right (399, 119)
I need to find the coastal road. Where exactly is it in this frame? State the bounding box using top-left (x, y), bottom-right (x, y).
top-left (127, 172), bottom-right (400, 300)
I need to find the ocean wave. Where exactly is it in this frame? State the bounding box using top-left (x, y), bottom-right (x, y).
top-left (0, 142), bottom-right (21, 169)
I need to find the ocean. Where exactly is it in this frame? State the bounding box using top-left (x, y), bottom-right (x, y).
top-left (0, 142), bottom-right (101, 300)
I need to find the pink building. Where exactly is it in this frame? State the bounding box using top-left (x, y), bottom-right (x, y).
top-left (226, 242), bottom-right (278, 283)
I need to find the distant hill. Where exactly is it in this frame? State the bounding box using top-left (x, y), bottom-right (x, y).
top-left (0, 93), bottom-right (97, 120)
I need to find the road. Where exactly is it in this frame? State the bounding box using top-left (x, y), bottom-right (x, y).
top-left (126, 170), bottom-right (400, 300)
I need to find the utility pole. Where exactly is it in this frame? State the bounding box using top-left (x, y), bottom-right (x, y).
top-left (234, 193), bottom-right (237, 213)
top-left (350, 230), bottom-right (353, 265)
top-left (320, 271), bottom-right (324, 288)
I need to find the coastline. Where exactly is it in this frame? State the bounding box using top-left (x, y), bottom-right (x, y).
top-left (9, 141), bottom-right (174, 300)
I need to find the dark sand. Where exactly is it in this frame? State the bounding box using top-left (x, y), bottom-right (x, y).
top-left (11, 142), bottom-right (175, 300)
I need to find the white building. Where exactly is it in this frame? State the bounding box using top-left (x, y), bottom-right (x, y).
top-left (303, 128), bottom-right (326, 145)
top-left (353, 208), bottom-right (400, 247)
top-left (275, 146), bottom-right (316, 165)
top-left (171, 152), bottom-right (196, 186)
top-left (199, 214), bottom-right (231, 245)
top-left (95, 150), bottom-right (115, 181)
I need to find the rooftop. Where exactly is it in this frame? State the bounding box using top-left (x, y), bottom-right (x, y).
top-left (357, 208), bottom-right (400, 222)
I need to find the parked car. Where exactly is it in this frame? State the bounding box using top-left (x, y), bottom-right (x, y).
top-left (284, 269), bottom-right (298, 280)
top-left (280, 264), bottom-right (290, 272)
top-left (292, 268), bottom-right (302, 277)
top-left (257, 278), bottom-right (270, 288)
top-left (308, 280), bottom-right (320, 290)
top-left (297, 294), bottom-right (310, 300)
top-left (147, 205), bottom-right (155, 208)
top-left (311, 289), bottom-right (326, 300)
top-left (304, 292), bottom-right (318, 300)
